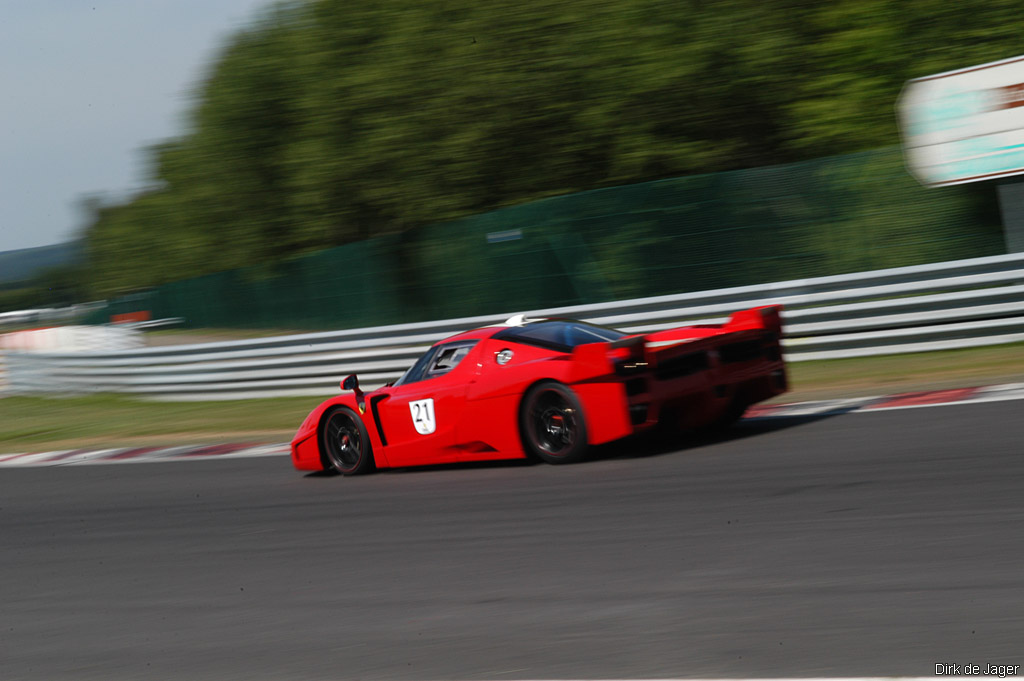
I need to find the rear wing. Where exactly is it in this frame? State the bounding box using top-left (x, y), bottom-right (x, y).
top-left (722, 305), bottom-right (783, 337)
top-left (571, 304), bottom-right (785, 381)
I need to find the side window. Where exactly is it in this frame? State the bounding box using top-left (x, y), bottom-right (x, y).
top-left (396, 341), bottom-right (478, 386)
top-left (426, 343), bottom-right (474, 377)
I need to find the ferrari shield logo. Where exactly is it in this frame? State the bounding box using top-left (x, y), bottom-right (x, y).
top-left (409, 398), bottom-right (436, 435)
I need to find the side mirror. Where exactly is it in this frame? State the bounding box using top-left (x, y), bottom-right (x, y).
top-left (341, 373), bottom-right (366, 414)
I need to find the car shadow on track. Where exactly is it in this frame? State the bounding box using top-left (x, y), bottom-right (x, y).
top-left (587, 406), bottom-right (862, 463)
top-left (305, 406), bottom-right (859, 477)
top-left (305, 459), bottom-right (537, 478)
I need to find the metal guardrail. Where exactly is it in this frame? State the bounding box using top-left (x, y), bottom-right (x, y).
top-left (0, 302), bottom-right (106, 330)
top-left (4, 252), bottom-right (1024, 400)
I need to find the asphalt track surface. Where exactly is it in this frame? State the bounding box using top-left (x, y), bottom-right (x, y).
top-left (2, 400), bottom-right (1023, 680)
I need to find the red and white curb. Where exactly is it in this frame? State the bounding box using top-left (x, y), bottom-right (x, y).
top-left (745, 382), bottom-right (1024, 420)
top-left (0, 442), bottom-right (289, 468)
top-left (2, 383), bottom-right (1023, 468)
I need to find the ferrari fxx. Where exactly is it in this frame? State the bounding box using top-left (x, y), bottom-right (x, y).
top-left (291, 306), bottom-right (786, 473)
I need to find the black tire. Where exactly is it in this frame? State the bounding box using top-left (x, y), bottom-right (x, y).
top-left (320, 407), bottom-right (375, 475)
top-left (519, 381), bottom-right (588, 464)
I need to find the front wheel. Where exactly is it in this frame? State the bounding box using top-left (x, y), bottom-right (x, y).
top-left (320, 407), bottom-right (375, 475)
top-left (519, 381), bottom-right (588, 464)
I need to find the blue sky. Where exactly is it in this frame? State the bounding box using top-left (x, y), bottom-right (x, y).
top-left (0, 0), bottom-right (273, 253)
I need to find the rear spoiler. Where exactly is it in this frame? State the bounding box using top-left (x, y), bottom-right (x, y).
top-left (571, 305), bottom-right (783, 381)
top-left (723, 305), bottom-right (783, 337)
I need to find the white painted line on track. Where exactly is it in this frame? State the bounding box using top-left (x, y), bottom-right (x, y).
top-left (62, 447), bottom-right (194, 466)
top-left (767, 396), bottom-right (874, 416)
top-left (864, 396), bottom-right (1022, 412)
top-left (0, 452), bottom-right (34, 463)
top-left (0, 443), bottom-right (291, 468)
top-left (747, 381), bottom-right (1024, 420)
top-left (51, 449), bottom-right (126, 465)
top-left (0, 451), bottom-right (83, 466)
top-left (213, 443), bottom-right (290, 459)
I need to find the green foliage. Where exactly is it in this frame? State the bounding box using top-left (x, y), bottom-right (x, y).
top-left (89, 147), bottom-right (1002, 330)
top-left (79, 0), bottom-right (1021, 299)
top-left (0, 262), bottom-right (89, 313)
top-left (0, 286), bottom-right (40, 313)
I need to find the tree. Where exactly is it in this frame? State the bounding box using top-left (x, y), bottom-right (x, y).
top-left (79, 0), bottom-right (1021, 299)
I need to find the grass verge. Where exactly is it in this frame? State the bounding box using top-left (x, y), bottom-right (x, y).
top-left (2, 342), bottom-right (1023, 453)
top-left (0, 395), bottom-right (316, 453)
top-left (779, 342), bottom-right (1024, 402)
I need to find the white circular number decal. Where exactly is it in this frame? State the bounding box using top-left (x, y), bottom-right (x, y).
top-left (409, 398), bottom-right (436, 434)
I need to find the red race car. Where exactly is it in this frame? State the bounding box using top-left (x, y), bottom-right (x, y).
top-left (290, 306), bottom-right (787, 474)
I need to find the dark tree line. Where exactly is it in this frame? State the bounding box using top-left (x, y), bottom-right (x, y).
top-left (77, 0), bottom-right (1022, 297)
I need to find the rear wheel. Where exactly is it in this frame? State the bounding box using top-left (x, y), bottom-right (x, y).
top-left (320, 407), bottom-right (375, 475)
top-left (519, 381), bottom-right (588, 464)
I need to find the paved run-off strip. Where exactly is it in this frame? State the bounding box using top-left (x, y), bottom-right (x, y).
top-left (2, 383), bottom-right (1024, 468)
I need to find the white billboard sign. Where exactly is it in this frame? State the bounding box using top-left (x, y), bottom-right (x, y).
top-left (899, 55), bottom-right (1024, 186)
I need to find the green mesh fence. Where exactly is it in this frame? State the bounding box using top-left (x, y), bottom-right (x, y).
top-left (90, 147), bottom-right (1005, 329)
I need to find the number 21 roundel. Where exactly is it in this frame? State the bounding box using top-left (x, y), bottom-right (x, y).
top-left (409, 398), bottom-right (436, 435)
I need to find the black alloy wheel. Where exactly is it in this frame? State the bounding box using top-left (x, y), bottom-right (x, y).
top-left (520, 381), bottom-right (588, 464)
top-left (320, 407), bottom-right (375, 475)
